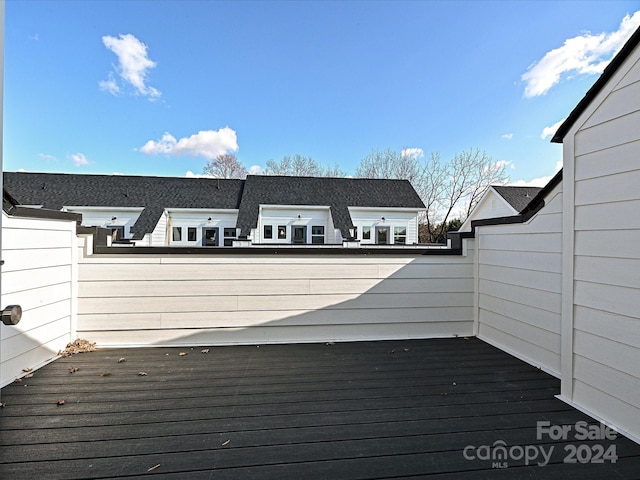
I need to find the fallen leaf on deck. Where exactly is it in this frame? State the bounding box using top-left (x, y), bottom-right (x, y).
top-left (388, 350), bottom-right (395, 354)
top-left (0, 403), bottom-right (6, 407)
top-left (147, 464), bottom-right (160, 472)
top-left (100, 372), bottom-right (112, 377)
top-left (69, 366), bottom-right (79, 373)
top-left (58, 339), bottom-right (96, 357)
top-left (403, 348), bottom-right (410, 352)
top-left (24, 373), bottom-right (34, 378)
top-left (138, 372), bottom-right (148, 376)
top-left (326, 342), bottom-right (335, 346)
top-left (13, 378), bottom-right (22, 383)
top-left (56, 399), bottom-right (65, 406)
top-left (118, 357), bottom-right (126, 363)
top-left (179, 352), bottom-right (187, 356)
top-left (201, 349), bottom-right (209, 354)
top-left (222, 439), bottom-right (231, 446)
top-left (22, 368), bottom-right (33, 373)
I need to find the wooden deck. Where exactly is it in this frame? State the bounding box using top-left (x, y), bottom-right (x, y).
top-left (1, 337), bottom-right (639, 479)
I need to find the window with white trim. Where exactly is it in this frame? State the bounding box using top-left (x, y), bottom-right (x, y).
top-left (311, 225), bottom-right (325, 244)
top-left (223, 227), bottom-right (237, 246)
top-left (362, 226), bottom-right (371, 240)
top-left (172, 226), bottom-right (182, 242)
top-left (277, 225), bottom-right (287, 239)
top-left (264, 225), bottom-right (273, 240)
top-left (394, 226), bottom-right (407, 244)
top-left (187, 227), bottom-right (197, 242)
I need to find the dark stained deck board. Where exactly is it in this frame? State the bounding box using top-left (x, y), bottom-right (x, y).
top-left (1, 337), bottom-right (639, 479)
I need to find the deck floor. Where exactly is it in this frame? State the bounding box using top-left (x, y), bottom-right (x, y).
top-left (1, 337), bottom-right (639, 479)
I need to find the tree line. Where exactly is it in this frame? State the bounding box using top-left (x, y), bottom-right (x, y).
top-left (203, 148), bottom-right (508, 243)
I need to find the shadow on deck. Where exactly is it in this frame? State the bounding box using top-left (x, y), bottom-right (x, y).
top-left (1, 337), bottom-right (639, 479)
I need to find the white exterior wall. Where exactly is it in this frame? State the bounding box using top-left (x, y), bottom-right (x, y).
top-left (76, 240), bottom-right (475, 347)
top-left (0, 212), bottom-right (77, 387)
top-left (167, 210), bottom-right (238, 246)
top-left (148, 212), bottom-right (167, 246)
top-left (256, 206), bottom-right (333, 244)
top-left (476, 182), bottom-right (563, 375)
top-left (64, 206), bottom-right (143, 239)
top-left (460, 189), bottom-right (516, 232)
top-left (561, 48), bottom-right (640, 442)
top-left (349, 208), bottom-right (420, 245)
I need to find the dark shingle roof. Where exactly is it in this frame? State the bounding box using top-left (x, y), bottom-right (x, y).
top-left (3, 172), bottom-right (424, 240)
top-left (552, 26), bottom-right (640, 143)
top-left (3, 172), bottom-right (244, 239)
top-left (236, 175), bottom-right (425, 237)
top-left (493, 186), bottom-right (543, 213)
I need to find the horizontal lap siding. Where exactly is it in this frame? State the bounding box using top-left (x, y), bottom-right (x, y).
top-left (1, 215), bottom-right (76, 387)
top-left (77, 244), bottom-right (475, 346)
top-left (570, 53), bottom-right (640, 441)
top-left (477, 184), bottom-right (562, 375)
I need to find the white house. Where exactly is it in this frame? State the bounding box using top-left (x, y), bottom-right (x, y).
top-left (3, 173), bottom-right (425, 247)
top-left (550, 24), bottom-right (640, 444)
top-left (235, 175), bottom-right (424, 245)
top-left (459, 185), bottom-right (542, 232)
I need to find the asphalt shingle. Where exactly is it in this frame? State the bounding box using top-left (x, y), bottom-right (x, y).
top-left (492, 185), bottom-right (543, 213)
top-left (3, 172), bottom-right (424, 240)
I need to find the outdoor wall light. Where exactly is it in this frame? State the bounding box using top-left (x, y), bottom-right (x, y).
top-left (381, 216), bottom-right (385, 222)
top-left (2, 305), bottom-right (22, 326)
top-left (111, 216), bottom-right (117, 222)
top-left (207, 217), bottom-right (212, 222)
top-left (297, 214), bottom-right (301, 219)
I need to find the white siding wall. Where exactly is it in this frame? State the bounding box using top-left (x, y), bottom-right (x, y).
top-left (149, 212), bottom-right (167, 246)
top-left (0, 213), bottom-right (77, 387)
top-left (460, 190), bottom-right (516, 232)
top-left (476, 182), bottom-right (562, 375)
top-left (256, 206), bottom-right (333, 244)
top-left (349, 208), bottom-right (420, 245)
top-left (76, 239), bottom-right (475, 346)
top-left (66, 207), bottom-right (143, 239)
top-left (563, 50), bottom-right (640, 441)
top-left (168, 210), bottom-right (238, 246)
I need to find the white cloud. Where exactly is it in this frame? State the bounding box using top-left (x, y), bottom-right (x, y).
top-left (185, 170), bottom-right (214, 178)
top-left (248, 165), bottom-right (263, 175)
top-left (510, 161), bottom-right (562, 187)
top-left (522, 10), bottom-right (640, 97)
top-left (493, 160), bottom-right (515, 170)
top-left (140, 127), bottom-right (238, 160)
top-left (401, 147), bottom-right (424, 159)
top-left (541, 118), bottom-right (566, 139)
top-left (99, 73), bottom-right (120, 95)
top-left (100, 33), bottom-right (161, 100)
top-left (501, 133), bottom-right (513, 140)
top-left (69, 152), bottom-right (92, 167)
top-left (38, 153), bottom-right (57, 162)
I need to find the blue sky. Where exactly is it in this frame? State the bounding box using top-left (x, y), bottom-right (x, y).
top-left (5, 0), bottom-right (640, 185)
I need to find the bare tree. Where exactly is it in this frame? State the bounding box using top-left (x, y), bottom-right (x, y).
top-left (323, 163), bottom-right (348, 178)
top-left (203, 153), bottom-right (247, 179)
top-left (355, 147), bottom-right (509, 243)
top-left (428, 149), bottom-right (508, 242)
top-left (420, 152), bottom-right (448, 242)
top-left (355, 148), bottom-right (424, 185)
top-left (264, 154), bottom-right (332, 177)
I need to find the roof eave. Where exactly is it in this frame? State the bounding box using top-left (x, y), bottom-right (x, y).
top-left (551, 26), bottom-right (640, 144)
